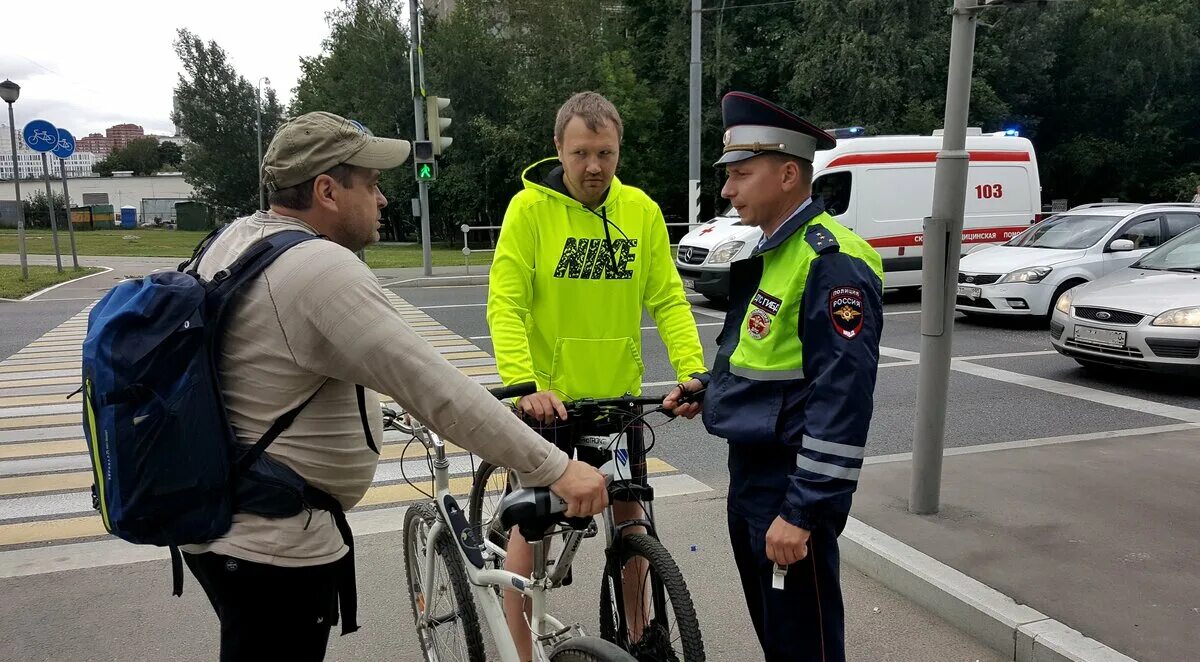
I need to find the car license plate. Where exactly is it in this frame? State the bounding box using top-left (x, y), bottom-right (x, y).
top-left (682, 278), bottom-right (696, 290)
top-left (957, 285), bottom-right (981, 300)
top-left (1074, 325), bottom-right (1127, 349)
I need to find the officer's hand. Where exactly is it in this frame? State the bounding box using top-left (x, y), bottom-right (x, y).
top-left (765, 516), bottom-right (811, 566)
top-left (550, 460), bottom-right (609, 517)
top-left (663, 378), bottom-right (704, 419)
top-left (517, 391), bottom-right (568, 425)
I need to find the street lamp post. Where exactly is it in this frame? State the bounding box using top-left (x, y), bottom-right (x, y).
top-left (910, 0), bottom-right (1050, 514)
top-left (0, 80), bottom-right (28, 281)
top-left (256, 77), bottom-right (270, 211)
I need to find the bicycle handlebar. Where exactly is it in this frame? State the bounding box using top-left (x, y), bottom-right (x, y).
top-left (486, 382), bottom-right (538, 401)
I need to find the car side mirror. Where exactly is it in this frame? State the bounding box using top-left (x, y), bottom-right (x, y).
top-left (1109, 239), bottom-right (1136, 252)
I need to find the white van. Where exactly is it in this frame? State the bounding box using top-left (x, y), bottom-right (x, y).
top-left (676, 130), bottom-right (1042, 299)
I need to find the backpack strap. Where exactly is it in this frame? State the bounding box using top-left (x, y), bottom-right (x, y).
top-left (303, 486), bottom-right (360, 635)
top-left (356, 385), bottom-right (379, 454)
top-left (179, 225), bottom-right (225, 274)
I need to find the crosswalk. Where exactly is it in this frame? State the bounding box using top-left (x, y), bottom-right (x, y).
top-left (0, 290), bottom-right (706, 577)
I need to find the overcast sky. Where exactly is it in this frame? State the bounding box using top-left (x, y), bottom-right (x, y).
top-left (1, 0), bottom-right (349, 137)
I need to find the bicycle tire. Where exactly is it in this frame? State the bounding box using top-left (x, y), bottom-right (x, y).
top-left (599, 533), bottom-right (705, 662)
top-left (466, 460), bottom-right (512, 568)
top-left (550, 636), bottom-right (639, 662)
top-left (403, 502), bottom-right (486, 662)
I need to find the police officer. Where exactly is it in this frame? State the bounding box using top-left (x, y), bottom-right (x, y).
top-left (668, 92), bottom-right (884, 661)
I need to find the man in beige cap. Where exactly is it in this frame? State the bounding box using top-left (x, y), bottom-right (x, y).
top-left (181, 111), bottom-right (608, 662)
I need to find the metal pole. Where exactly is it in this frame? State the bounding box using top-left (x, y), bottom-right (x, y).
top-left (6, 103), bottom-right (28, 280)
top-left (688, 0), bottom-right (702, 228)
top-left (41, 152), bottom-right (62, 273)
top-left (910, 0), bottom-right (982, 514)
top-left (410, 0), bottom-right (433, 277)
top-left (59, 158), bottom-right (79, 269)
top-left (256, 81), bottom-right (265, 211)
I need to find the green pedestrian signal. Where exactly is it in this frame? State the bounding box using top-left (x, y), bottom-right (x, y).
top-left (412, 140), bottom-right (437, 182)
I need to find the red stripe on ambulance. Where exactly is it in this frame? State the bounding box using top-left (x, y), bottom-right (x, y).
top-left (868, 226), bottom-right (1029, 249)
top-left (826, 151), bottom-right (1030, 168)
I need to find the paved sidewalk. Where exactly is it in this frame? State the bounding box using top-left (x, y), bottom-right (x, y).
top-left (851, 426), bottom-right (1200, 662)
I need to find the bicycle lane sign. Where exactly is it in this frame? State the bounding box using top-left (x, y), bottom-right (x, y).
top-left (23, 119), bottom-right (60, 153)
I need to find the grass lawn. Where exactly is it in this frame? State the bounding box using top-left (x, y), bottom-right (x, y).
top-left (0, 229), bottom-right (490, 269)
top-left (0, 266), bottom-right (103, 299)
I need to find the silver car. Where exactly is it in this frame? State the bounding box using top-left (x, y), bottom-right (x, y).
top-left (1050, 226), bottom-right (1200, 375)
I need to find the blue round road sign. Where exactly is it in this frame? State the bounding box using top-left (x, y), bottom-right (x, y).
top-left (53, 129), bottom-right (76, 159)
top-left (23, 119), bottom-right (59, 153)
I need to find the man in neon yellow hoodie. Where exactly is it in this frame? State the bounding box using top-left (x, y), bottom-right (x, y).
top-left (488, 91), bottom-right (707, 659)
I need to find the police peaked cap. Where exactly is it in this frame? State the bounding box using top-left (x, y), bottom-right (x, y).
top-left (715, 92), bottom-right (836, 166)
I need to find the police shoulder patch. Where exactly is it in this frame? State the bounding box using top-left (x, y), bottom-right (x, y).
top-left (829, 286), bottom-right (865, 339)
top-left (805, 224), bottom-right (840, 255)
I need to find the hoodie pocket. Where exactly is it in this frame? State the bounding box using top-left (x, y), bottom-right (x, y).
top-left (550, 337), bottom-right (644, 400)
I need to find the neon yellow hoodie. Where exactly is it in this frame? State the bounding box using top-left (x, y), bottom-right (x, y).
top-left (487, 158), bottom-right (706, 400)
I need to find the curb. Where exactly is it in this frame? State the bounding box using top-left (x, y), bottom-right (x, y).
top-left (841, 517), bottom-right (1136, 662)
top-left (0, 266), bottom-right (113, 303)
top-left (380, 274), bottom-right (489, 288)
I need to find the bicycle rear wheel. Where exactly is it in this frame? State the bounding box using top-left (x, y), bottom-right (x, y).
top-left (403, 502), bottom-right (485, 662)
top-left (599, 533), bottom-right (705, 662)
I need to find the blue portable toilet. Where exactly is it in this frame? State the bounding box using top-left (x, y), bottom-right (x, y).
top-left (120, 206), bottom-right (137, 229)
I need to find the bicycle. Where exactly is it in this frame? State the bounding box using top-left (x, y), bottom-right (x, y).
top-left (388, 382), bottom-right (639, 662)
top-left (466, 392), bottom-right (707, 662)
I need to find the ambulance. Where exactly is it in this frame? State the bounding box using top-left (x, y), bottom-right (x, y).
top-left (675, 129), bottom-right (1041, 300)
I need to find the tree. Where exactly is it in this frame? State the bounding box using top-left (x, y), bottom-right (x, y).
top-left (293, 0), bottom-right (417, 239)
top-left (93, 138), bottom-right (167, 177)
top-left (297, 0), bottom-right (1200, 232)
top-left (158, 141), bottom-right (185, 169)
top-left (172, 28), bottom-right (285, 214)
top-left (22, 189), bottom-right (69, 229)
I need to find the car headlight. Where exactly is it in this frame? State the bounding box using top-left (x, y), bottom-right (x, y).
top-left (998, 266), bottom-right (1053, 284)
top-left (707, 240), bottom-right (745, 264)
top-left (1152, 307), bottom-right (1200, 327)
top-left (1054, 287), bottom-right (1074, 314)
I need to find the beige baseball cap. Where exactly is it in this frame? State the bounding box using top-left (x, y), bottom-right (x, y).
top-left (262, 111), bottom-right (412, 191)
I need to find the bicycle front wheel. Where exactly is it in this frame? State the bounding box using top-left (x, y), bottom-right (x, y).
top-left (403, 502), bottom-right (485, 662)
top-left (550, 636), bottom-right (638, 662)
top-left (599, 533), bottom-right (705, 662)
top-left (466, 460), bottom-right (513, 569)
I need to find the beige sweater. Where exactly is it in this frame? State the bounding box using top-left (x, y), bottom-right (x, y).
top-left (182, 212), bottom-right (568, 566)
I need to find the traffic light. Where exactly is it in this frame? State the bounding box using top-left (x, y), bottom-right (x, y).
top-left (413, 140), bottom-right (437, 182)
top-left (425, 96), bottom-right (453, 155)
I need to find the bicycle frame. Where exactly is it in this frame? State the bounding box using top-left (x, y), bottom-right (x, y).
top-left (402, 415), bottom-right (592, 662)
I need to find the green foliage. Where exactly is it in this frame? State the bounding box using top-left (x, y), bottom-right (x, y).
top-left (183, 0), bottom-right (1200, 235)
top-left (172, 28), bottom-right (285, 214)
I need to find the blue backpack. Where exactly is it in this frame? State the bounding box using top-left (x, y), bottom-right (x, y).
top-left (81, 228), bottom-right (371, 633)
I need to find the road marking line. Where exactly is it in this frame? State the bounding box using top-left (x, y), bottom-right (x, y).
top-left (878, 345), bottom-right (1200, 422)
top-left (0, 439), bottom-right (84, 460)
top-left (0, 376), bottom-right (83, 389)
top-left (0, 403), bottom-right (78, 418)
top-left (0, 459), bottom-right (679, 545)
top-left (950, 360), bottom-right (1200, 423)
top-left (0, 362), bottom-right (78, 371)
top-left (0, 472), bottom-right (93, 497)
top-left (0, 473), bottom-right (711, 578)
top-left (0, 414), bottom-right (79, 430)
top-left (0, 394), bottom-right (76, 408)
top-left (0, 370), bottom-right (79, 382)
top-left (865, 423), bottom-right (1200, 466)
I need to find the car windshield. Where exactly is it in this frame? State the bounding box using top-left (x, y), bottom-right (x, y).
top-left (1004, 214), bottom-right (1119, 249)
top-left (1134, 226), bottom-right (1200, 271)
